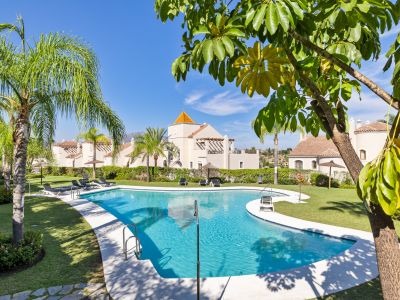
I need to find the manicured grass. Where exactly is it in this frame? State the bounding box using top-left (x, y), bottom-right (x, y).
top-left (0, 195), bottom-right (103, 295)
top-left (8, 176), bottom-right (393, 298)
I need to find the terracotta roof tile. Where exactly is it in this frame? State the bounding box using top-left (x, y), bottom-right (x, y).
top-left (289, 136), bottom-right (340, 157)
top-left (354, 122), bottom-right (388, 134)
top-left (104, 143), bottom-right (131, 157)
top-left (54, 140), bottom-right (77, 148)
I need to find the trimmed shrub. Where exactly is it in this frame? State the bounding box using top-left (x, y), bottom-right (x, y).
top-left (0, 186), bottom-right (12, 205)
top-left (0, 231), bottom-right (44, 272)
top-left (314, 174), bottom-right (340, 188)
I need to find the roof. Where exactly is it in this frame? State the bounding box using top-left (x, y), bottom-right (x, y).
top-left (174, 112), bottom-right (195, 124)
top-left (354, 122), bottom-right (388, 134)
top-left (289, 136), bottom-right (340, 158)
top-left (188, 124), bottom-right (208, 138)
top-left (54, 140), bottom-right (77, 148)
top-left (104, 143), bottom-right (131, 157)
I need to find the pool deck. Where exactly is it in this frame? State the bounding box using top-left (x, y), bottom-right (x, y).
top-left (60, 185), bottom-right (377, 300)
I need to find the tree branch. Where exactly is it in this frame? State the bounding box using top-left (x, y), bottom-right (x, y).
top-left (290, 30), bottom-right (399, 110)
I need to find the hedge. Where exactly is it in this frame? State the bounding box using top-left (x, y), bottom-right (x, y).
top-left (39, 166), bottom-right (313, 185)
top-left (0, 186), bottom-right (12, 205)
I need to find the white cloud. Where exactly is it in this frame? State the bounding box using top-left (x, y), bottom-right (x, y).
top-left (185, 91), bottom-right (265, 116)
top-left (346, 91), bottom-right (393, 122)
top-left (184, 90), bottom-right (206, 105)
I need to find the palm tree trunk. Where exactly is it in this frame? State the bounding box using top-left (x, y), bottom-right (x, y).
top-left (12, 109), bottom-right (30, 244)
top-left (2, 154), bottom-right (12, 192)
top-left (273, 132), bottom-right (278, 185)
top-left (146, 156), bottom-right (150, 182)
top-left (92, 141), bottom-right (96, 179)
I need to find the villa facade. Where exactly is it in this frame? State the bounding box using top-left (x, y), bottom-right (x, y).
top-left (288, 119), bottom-right (388, 178)
top-left (52, 112), bottom-right (260, 170)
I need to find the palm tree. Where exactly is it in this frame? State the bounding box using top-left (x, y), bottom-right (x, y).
top-left (78, 128), bottom-right (110, 178)
top-left (165, 142), bottom-right (180, 168)
top-left (0, 17), bottom-right (125, 244)
top-left (378, 113), bottom-right (396, 126)
top-left (131, 128), bottom-right (167, 182)
top-left (0, 119), bottom-right (13, 191)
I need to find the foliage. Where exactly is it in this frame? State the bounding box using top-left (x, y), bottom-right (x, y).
top-left (78, 128), bottom-right (110, 145)
top-left (357, 139), bottom-right (400, 216)
top-left (0, 231), bottom-right (43, 272)
top-left (0, 186), bottom-right (12, 204)
top-left (312, 173), bottom-right (340, 188)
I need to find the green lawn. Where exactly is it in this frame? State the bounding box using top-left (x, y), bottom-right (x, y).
top-left (0, 195), bottom-right (103, 295)
top-left (1, 176), bottom-right (390, 298)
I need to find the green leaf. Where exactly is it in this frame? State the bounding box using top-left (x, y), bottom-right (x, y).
top-left (253, 4), bottom-right (267, 31)
top-left (298, 112), bottom-right (306, 126)
top-left (341, 82), bottom-right (352, 100)
top-left (221, 36), bottom-right (234, 57)
top-left (193, 25), bottom-right (210, 35)
top-left (349, 23), bottom-right (362, 42)
top-left (341, 0), bottom-right (357, 12)
top-left (276, 1), bottom-right (291, 32)
top-left (265, 3), bottom-right (279, 35)
top-left (202, 40), bottom-right (214, 63)
top-left (159, 1), bottom-right (170, 22)
top-left (225, 28), bottom-right (246, 37)
top-left (213, 39), bottom-right (225, 61)
top-left (245, 8), bottom-right (256, 27)
top-left (288, 1), bottom-right (303, 19)
top-left (357, 162), bottom-right (371, 200)
top-left (357, 2), bottom-right (371, 13)
top-left (218, 61), bottom-right (225, 86)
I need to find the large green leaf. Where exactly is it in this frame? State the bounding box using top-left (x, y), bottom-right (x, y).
top-left (276, 1), bottom-right (291, 32)
top-left (202, 40), bottom-right (214, 63)
top-left (221, 36), bottom-right (234, 57)
top-left (253, 4), bottom-right (267, 31)
top-left (265, 3), bottom-right (279, 35)
top-left (213, 39), bottom-right (225, 61)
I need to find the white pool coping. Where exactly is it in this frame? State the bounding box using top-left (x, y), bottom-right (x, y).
top-left (59, 186), bottom-right (377, 300)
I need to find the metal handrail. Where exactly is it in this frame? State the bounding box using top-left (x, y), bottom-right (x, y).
top-left (122, 223), bottom-right (142, 260)
top-left (260, 185), bottom-right (273, 196)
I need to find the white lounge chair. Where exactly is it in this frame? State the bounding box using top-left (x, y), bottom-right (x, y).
top-left (260, 195), bottom-right (274, 212)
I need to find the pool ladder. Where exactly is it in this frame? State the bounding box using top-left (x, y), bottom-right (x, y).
top-left (122, 223), bottom-right (142, 260)
top-left (260, 186), bottom-right (273, 195)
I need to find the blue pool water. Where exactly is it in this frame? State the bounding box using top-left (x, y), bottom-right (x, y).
top-left (81, 189), bottom-right (354, 278)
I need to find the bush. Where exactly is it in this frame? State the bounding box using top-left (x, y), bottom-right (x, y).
top-left (0, 187), bottom-right (12, 205)
top-left (0, 231), bottom-right (44, 272)
top-left (314, 174), bottom-right (340, 188)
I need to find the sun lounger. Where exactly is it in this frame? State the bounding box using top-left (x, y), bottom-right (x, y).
top-left (99, 177), bottom-right (116, 186)
top-left (199, 179), bottom-right (207, 186)
top-left (210, 178), bottom-right (221, 187)
top-left (79, 179), bottom-right (98, 189)
top-left (179, 178), bottom-right (188, 186)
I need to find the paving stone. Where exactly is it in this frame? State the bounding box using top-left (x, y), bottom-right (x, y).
top-left (58, 285), bottom-right (74, 295)
top-left (60, 290), bottom-right (85, 300)
top-left (48, 286), bottom-right (63, 296)
top-left (46, 297), bottom-right (61, 300)
top-left (31, 288), bottom-right (46, 297)
top-left (12, 290), bottom-right (31, 300)
top-left (73, 283), bottom-right (87, 289)
top-left (0, 295), bottom-right (11, 300)
top-left (87, 287), bottom-right (108, 299)
top-left (32, 297), bottom-right (47, 300)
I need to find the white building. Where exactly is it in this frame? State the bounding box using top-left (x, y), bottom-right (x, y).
top-left (288, 119), bottom-right (388, 178)
top-left (52, 112), bottom-right (260, 170)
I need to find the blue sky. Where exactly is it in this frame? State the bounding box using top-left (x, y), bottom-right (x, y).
top-left (1, 1), bottom-right (399, 148)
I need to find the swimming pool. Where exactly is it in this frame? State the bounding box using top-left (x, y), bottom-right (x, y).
top-left (81, 188), bottom-right (354, 279)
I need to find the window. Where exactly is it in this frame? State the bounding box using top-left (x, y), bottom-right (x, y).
top-left (312, 160), bottom-right (317, 169)
top-left (360, 150), bottom-right (366, 161)
top-left (190, 162), bottom-right (193, 169)
top-left (240, 161), bottom-right (244, 169)
top-left (163, 160), bottom-right (167, 167)
top-left (295, 160), bottom-right (303, 170)
top-left (198, 163), bottom-right (202, 169)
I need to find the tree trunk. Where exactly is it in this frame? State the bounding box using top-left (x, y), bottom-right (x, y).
top-left (285, 48), bottom-right (400, 299)
top-left (273, 132), bottom-right (278, 185)
top-left (12, 108), bottom-right (30, 244)
top-left (2, 154), bottom-right (11, 192)
top-left (146, 156), bottom-right (150, 182)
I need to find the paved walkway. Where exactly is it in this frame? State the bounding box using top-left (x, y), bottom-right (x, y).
top-left (0, 283), bottom-right (109, 300)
